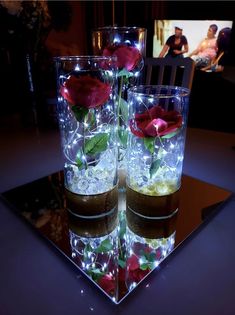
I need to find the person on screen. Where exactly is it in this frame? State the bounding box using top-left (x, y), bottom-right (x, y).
top-left (158, 26), bottom-right (189, 58)
top-left (201, 27), bottom-right (232, 72)
top-left (189, 24), bottom-right (218, 68)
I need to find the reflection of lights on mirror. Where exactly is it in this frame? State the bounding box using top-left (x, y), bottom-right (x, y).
top-left (106, 70), bottom-right (114, 77)
top-left (135, 43), bottom-right (141, 51)
top-left (125, 40), bottom-right (131, 45)
top-left (135, 72), bottom-right (140, 78)
top-left (137, 96), bottom-right (143, 102)
top-left (114, 36), bottom-right (121, 44)
top-left (154, 261), bottom-right (160, 268)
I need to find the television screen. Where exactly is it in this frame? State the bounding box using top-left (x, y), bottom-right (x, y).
top-left (153, 20), bottom-right (233, 70)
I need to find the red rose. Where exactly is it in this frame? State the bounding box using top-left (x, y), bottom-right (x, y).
top-left (130, 106), bottom-right (183, 138)
top-left (127, 255), bottom-right (149, 283)
top-left (97, 274), bottom-right (115, 294)
top-left (60, 75), bottom-right (111, 109)
top-left (103, 45), bottom-right (141, 71)
top-left (127, 254), bottom-right (140, 271)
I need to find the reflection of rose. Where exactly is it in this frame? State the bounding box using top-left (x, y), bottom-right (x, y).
top-left (130, 106), bottom-right (182, 138)
top-left (60, 75), bottom-right (111, 109)
top-left (103, 45), bottom-right (141, 71)
top-left (98, 274), bottom-right (115, 294)
top-left (127, 255), bottom-right (149, 283)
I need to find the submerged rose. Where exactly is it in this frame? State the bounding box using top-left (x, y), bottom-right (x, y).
top-left (127, 255), bottom-right (149, 283)
top-left (60, 75), bottom-right (111, 109)
top-left (97, 274), bottom-right (115, 294)
top-left (103, 44), bottom-right (141, 71)
top-left (130, 106), bottom-right (183, 138)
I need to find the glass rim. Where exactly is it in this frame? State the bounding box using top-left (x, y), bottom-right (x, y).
top-left (92, 26), bottom-right (146, 32)
top-left (53, 55), bottom-right (117, 62)
top-left (128, 85), bottom-right (190, 98)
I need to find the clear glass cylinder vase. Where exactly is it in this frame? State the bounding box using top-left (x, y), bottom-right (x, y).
top-left (126, 85), bottom-right (190, 207)
top-left (54, 56), bottom-right (118, 196)
top-left (92, 27), bottom-right (147, 169)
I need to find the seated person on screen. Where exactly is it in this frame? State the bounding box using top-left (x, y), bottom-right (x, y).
top-left (158, 26), bottom-right (189, 58)
top-left (201, 27), bottom-right (232, 72)
top-left (189, 24), bottom-right (218, 68)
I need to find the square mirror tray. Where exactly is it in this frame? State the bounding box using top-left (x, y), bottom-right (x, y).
top-left (1, 171), bottom-right (231, 304)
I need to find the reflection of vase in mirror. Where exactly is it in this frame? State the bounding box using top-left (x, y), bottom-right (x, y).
top-left (125, 188), bottom-right (179, 291)
top-left (66, 185), bottom-right (118, 237)
top-left (67, 188), bottom-right (119, 300)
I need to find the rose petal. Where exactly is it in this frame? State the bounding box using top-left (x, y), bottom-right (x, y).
top-left (130, 105), bottom-right (183, 138)
top-left (103, 45), bottom-right (141, 71)
top-left (149, 106), bottom-right (164, 119)
top-left (130, 119), bottom-right (146, 138)
top-left (145, 118), bottom-right (168, 137)
top-left (128, 267), bottom-right (150, 283)
top-left (60, 86), bottom-right (74, 104)
top-left (127, 255), bottom-right (140, 271)
top-left (114, 46), bottom-right (141, 71)
top-left (135, 106), bottom-right (162, 124)
top-left (61, 75), bottom-right (111, 109)
top-left (135, 112), bottom-right (151, 122)
top-left (162, 110), bottom-right (181, 121)
top-left (98, 274), bottom-right (115, 294)
top-left (136, 118), bottom-right (150, 132)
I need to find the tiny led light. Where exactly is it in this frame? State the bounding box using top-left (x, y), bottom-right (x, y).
top-left (137, 96), bottom-right (142, 102)
top-left (135, 43), bottom-right (141, 51)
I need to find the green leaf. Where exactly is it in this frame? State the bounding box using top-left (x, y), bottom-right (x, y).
top-left (75, 149), bottom-right (85, 170)
top-left (118, 128), bottom-right (128, 148)
top-left (140, 255), bottom-right (148, 264)
top-left (140, 263), bottom-right (150, 271)
top-left (118, 98), bottom-right (129, 124)
top-left (161, 130), bottom-right (179, 139)
top-left (118, 68), bottom-right (134, 78)
top-left (95, 238), bottom-right (113, 253)
top-left (145, 252), bottom-right (156, 262)
top-left (149, 262), bottom-right (156, 270)
top-left (150, 159), bottom-right (161, 178)
top-left (118, 259), bottom-right (126, 269)
top-left (143, 137), bottom-right (155, 154)
top-left (87, 269), bottom-right (105, 282)
top-left (90, 268), bottom-right (104, 274)
top-left (72, 106), bottom-right (89, 122)
top-left (84, 133), bottom-right (109, 156)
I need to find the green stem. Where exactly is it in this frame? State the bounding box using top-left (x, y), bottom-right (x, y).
top-left (83, 115), bottom-right (88, 169)
top-left (118, 238), bottom-right (124, 261)
top-left (158, 135), bottom-right (164, 148)
top-left (118, 75), bottom-right (124, 121)
top-left (151, 138), bottom-right (156, 164)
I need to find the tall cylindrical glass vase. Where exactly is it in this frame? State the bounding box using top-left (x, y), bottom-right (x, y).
top-left (126, 84), bottom-right (190, 245)
top-left (55, 56), bottom-right (118, 221)
top-left (92, 27), bottom-right (147, 169)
